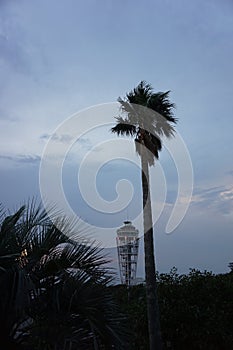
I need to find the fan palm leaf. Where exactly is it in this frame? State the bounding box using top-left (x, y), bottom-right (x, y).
top-left (0, 202), bottom-right (127, 349)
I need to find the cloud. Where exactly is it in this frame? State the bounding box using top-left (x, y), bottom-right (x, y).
top-left (40, 133), bottom-right (75, 144)
top-left (76, 137), bottom-right (93, 149)
top-left (39, 133), bottom-right (95, 152)
top-left (0, 154), bottom-right (41, 165)
top-left (192, 186), bottom-right (233, 215)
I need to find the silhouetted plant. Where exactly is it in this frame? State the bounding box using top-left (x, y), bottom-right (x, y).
top-left (113, 268), bottom-right (233, 349)
top-left (0, 201), bottom-right (128, 349)
top-left (111, 81), bottom-right (177, 350)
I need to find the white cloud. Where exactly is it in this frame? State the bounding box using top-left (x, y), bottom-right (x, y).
top-left (191, 186), bottom-right (233, 216)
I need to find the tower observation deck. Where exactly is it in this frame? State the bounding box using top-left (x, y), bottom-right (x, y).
top-left (116, 221), bottom-right (139, 287)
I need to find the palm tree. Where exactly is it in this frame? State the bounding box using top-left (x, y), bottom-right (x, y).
top-left (111, 81), bottom-right (177, 349)
top-left (0, 201), bottom-right (127, 349)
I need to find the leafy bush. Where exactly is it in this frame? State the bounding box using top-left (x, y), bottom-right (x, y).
top-left (113, 267), bottom-right (233, 349)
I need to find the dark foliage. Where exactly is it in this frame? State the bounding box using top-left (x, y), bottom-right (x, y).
top-left (0, 202), bottom-right (128, 349)
top-left (111, 80), bottom-right (177, 165)
top-left (112, 268), bottom-right (233, 350)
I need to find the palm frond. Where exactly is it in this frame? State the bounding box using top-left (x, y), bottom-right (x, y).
top-left (111, 116), bottom-right (136, 136)
top-left (1, 206), bottom-right (25, 234)
top-left (0, 203), bottom-right (128, 349)
top-left (148, 91), bottom-right (177, 124)
top-left (127, 81), bottom-right (153, 106)
top-left (155, 116), bottom-right (176, 138)
top-left (24, 199), bottom-right (50, 228)
top-left (0, 206), bottom-right (25, 268)
top-left (112, 81), bottom-right (177, 165)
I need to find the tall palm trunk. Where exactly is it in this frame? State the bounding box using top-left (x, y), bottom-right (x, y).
top-left (141, 151), bottom-right (162, 350)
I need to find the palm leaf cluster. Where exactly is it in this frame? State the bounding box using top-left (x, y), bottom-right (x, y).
top-left (0, 201), bottom-right (127, 349)
top-left (112, 81), bottom-right (177, 165)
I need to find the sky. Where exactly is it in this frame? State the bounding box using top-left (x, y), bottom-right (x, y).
top-left (0, 0), bottom-right (233, 275)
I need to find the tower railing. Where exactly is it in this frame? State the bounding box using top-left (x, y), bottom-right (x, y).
top-left (116, 221), bottom-right (139, 286)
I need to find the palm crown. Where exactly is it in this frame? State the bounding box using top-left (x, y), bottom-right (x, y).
top-left (111, 80), bottom-right (177, 165)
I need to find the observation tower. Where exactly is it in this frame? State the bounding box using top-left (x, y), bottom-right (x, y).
top-left (116, 221), bottom-right (139, 287)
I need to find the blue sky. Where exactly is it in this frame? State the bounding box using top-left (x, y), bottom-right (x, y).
top-left (0, 0), bottom-right (233, 274)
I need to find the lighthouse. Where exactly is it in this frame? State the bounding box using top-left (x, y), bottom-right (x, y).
top-left (116, 221), bottom-right (139, 286)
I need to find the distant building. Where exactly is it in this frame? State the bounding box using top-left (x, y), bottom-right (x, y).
top-left (116, 220), bottom-right (139, 287)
